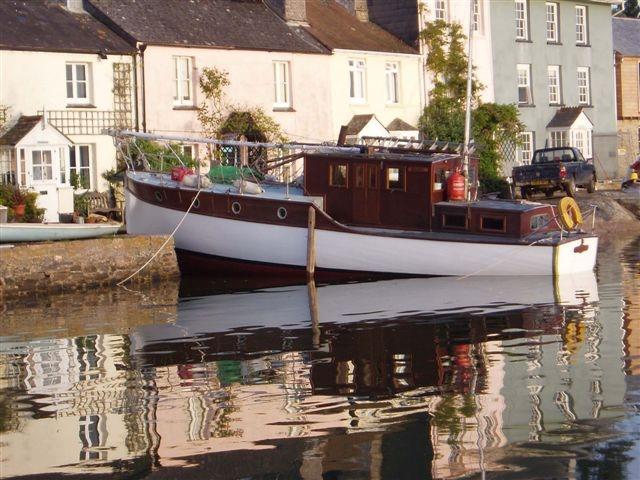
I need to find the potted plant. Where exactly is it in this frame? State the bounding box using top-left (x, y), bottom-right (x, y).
top-left (11, 187), bottom-right (26, 218)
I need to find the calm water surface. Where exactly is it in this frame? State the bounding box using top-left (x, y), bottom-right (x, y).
top-left (1, 235), bottom-right (639, 479)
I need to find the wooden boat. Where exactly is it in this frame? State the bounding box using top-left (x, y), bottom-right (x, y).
top-left (121, 133), bottom-right (597, 278)
top-left (0, 222), bottom-right (121, 243)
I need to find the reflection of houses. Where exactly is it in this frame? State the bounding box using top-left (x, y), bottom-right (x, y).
top-left (613, 17), bottom-right (640, 166)
top-left (0, 0), bottom-right (136, 221)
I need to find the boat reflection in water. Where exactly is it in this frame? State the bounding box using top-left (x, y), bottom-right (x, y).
top-left (1, 273), bottom-right (618, 479)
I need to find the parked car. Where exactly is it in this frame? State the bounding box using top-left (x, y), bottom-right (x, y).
top-left (513, 147), bottom-right (596, 199)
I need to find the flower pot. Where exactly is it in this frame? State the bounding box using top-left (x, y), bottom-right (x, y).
top-left (13, 203), bottom-right (26, 218)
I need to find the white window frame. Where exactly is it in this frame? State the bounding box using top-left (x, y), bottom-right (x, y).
top-left (273, 61), bottom-right (291, 109)
top-left (546, 2), bottom-right (559, 43)
top-left (549, 130), bottom-right (568, 148)
top-left (515, 0), bottom-right (529, 41)
top-left (69, 144), bottom-right (93, 190)
top-left (385, 62), bottom-right (400, 104)
top-left (547, 65), bottom-right (561, 105)
top-left (31, 149), bottom-right (54, 183)
top-left (517, 132), bottom-right (534, 165)
top-left (517, 64), bottom-right (532, 105)
top-left (179, 144), bottom-right (196, 160)
top-left (348, 59), bottom-right (366, 103)
top-left (575, 6), bottom-right (588, 45)
top-left (66, 63), bottom-right (91, 104)
top-left (473, 0), bottom-right (482, 33)
top-left (435, 0), bottom-right (447, 21)
top-left (577, 67), bottom-right (591, 105)
top-left (173, 56), bottom-right (193, 106)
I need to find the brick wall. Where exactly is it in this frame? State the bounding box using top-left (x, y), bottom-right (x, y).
top-left (0, 235), bottom-right (180, 299)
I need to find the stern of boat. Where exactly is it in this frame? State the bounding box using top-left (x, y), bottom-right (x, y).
top-left (554, 235), bottom-right (598, 275)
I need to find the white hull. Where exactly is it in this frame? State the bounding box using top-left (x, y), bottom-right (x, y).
top-left (126, 190), bottom-right (598, 276)
top-left (0, 222), bottom-right (121, 243)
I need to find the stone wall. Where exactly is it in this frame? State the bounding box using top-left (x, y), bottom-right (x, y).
top-left (0, 235), bottom-right (179, 300)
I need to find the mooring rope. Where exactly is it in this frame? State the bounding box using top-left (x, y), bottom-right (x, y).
top-left (117, 188), bottom-right (203, 286)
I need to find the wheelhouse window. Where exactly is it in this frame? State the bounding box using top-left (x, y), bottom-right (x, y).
top-left (443, 213), bottom-right (467, 229)
top-left (386, 167), bottom-right (405, 190)
top-left (273, 61), bottom-right (291, 109)
top-left (517, 132), bottom-right (534, 165)
top-left (348, 59), bottom-right (366, 103)
top-left (515, 0), bottom-right (529, 41)
top-left (385, 62), bottom-right (400, 104)
top-left (435, 0), bottom-right (447, 20)
top-left (69, 145), bottom-right (92, 189)
top-left (517, 64), bottom-right (532, 105)
top-left (355, 165), bottom-right (364, 188)
top-left (530, 214), bottom-right (550, 230)
top-left (546, 2), bottom-right (559, 43)
top-left (66, 63), bottom-right (90, 104)
top-left (32, 150), bottom-right (53, 181)
top-left (547, 65), bottom-right (561, 105)
top-left (481, 216), bottom-right (506, 232)
top-left (577, 67), bottom-right (590, 105)
top-left (329, 163), bottom-right (348, 187)
top-left (173, 56), bottom-right (193, 106)
top-left (575, 6), bottom-right (588, 45)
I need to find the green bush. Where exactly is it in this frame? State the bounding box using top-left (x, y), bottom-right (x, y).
top-left (0, 184), bottom-right (44, 222)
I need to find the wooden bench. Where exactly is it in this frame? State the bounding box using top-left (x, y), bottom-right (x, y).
top-left (85, 191), bottom-right (123, 221)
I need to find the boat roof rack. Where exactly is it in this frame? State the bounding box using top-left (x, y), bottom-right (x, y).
top-left (359, 136), bottom-right (475, 154)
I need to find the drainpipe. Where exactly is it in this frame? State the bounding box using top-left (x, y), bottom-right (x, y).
top-left (139, 43), bottom-right (147, 133)
top-left (132, 51), bottom-right (140, 132)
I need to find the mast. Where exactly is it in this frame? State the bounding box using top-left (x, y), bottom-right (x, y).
top-left (463, 0), bottom-right (475, 200)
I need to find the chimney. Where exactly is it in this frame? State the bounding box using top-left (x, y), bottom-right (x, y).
top-left (266, 0), bottom-right (307, 25)
top-left (354, 0), bottom-right (369, 22)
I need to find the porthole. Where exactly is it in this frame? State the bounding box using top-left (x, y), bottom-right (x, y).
top-left (192, 197), bottom-right (200, 209)
top-left (277, 206), bottom-right (287, 220)
top-left (231, 201), bottom-right (242, 215)
top-left (154, 191), bottom-right (163, 202)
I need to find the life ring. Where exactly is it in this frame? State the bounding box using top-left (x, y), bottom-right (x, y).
top-left (558, 197), bottom-right (583, 230)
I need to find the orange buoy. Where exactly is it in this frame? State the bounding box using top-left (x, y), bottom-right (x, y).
top-left (447, 170), bottom-right (466, 201)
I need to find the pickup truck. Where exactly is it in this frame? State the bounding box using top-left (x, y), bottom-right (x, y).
top-left (512, 147), bottom-right (596, 199)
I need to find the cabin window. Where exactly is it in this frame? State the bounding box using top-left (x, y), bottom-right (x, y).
top-left (330, 164), bottom-right (348, 187)
top-left (443, 213), bottom-right (468, 229)
top-left (355, 165), bottom-right (364, 188)
top-left (530, 214), bottom-right (550, 230)
top-left (386, 167), bottom-right (405, 190)
top-left (481, 216), bottom-right (506, 232)
top-left (369, 167), bottom-right (378, 189)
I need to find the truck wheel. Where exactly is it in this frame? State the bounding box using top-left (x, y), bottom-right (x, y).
top-left (564, 178), bottom-right (576, 198)
top-left (586, 175), bottom-right (596, 194)
top-left (545, 188), bottom-right (555, 198)
top-left (520, 187), bottom-right (531, 199)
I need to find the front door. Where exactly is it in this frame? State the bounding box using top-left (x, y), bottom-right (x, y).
top-left (29, 148), bottom-right (60, 222)
top-left (352, 163), bottom-right (380, 225)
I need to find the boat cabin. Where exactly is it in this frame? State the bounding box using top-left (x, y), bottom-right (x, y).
top-left (304, 150), bottom-right (556, 238)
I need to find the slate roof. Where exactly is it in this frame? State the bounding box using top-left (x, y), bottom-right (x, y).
top-left (345, 114), bottom-right (376, 135)
top-left (0, 116), bottom-right (43, 146)
top-left (87, 0), bottom-right (328, 54)
top-left (0, 1), bottom-right (134, 54)
top-left (304, 0), bottom-right (417, 54)
top-left (387, 118), bottom-right (417, 131)
top-left (546, 107), bottom-right (592, 129)
top-left (613, 18), bottom-right (640, 56)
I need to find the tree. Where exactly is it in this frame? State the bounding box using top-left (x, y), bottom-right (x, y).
top-left (623, 0), bottom-right (640, 17)
top-left (418, 20), bottom-right (523, 183)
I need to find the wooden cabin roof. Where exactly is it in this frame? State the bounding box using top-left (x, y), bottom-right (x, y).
top-left (308, 151), bottom-right (459, 164)
top-left (436, 200), bottom-right (548, 213)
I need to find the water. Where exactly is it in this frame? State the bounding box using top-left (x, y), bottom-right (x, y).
top-left (1, 235), bottom-right (638, 479)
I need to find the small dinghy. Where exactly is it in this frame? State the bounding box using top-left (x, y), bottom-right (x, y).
top-left (0, 222), bottom-right (121, 243)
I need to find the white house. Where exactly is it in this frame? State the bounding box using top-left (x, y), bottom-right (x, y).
top-left (87, 0), bottom-right (334, 161)
top-left (0, 0), bottom-right (136, 221)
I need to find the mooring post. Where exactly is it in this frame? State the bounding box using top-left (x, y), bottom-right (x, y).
top-left (307, 206), bottom-right (316, 278)
top-left (307, 279), bottom-right (320, 348)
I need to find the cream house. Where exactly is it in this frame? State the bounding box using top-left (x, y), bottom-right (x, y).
top-left (0, 0), bottom-right (136, 221)
top-left (303, 0), bottom-right (423, 141)
top-left (87, 0), bottom-right (333, 158)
